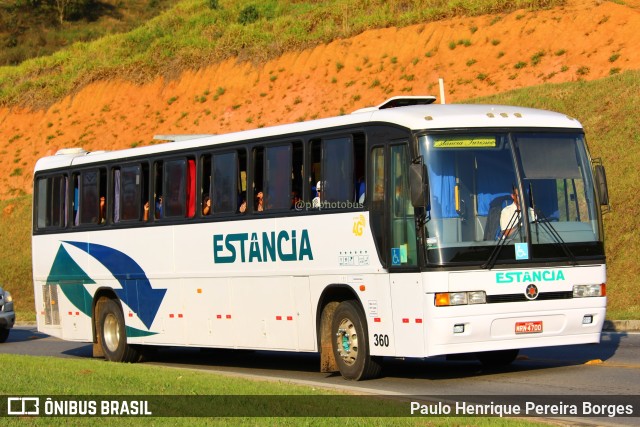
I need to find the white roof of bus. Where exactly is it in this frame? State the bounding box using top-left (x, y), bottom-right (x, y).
top-left (34, 102), bottom-right (583, 172)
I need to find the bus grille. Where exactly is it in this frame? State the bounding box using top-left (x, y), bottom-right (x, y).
top-left (43, 284), bottom-right (60, 325)
top-left (486, 291), bottom-right (573, 303)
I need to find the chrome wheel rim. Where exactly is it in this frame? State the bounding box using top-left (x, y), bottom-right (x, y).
top-left (336, 317), bottom-right (358, 366)
top-left (103, 313), bottom-right (120, 352)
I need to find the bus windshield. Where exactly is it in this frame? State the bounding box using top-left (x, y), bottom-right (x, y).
top-left (417, 132), bottom-right (602, 266)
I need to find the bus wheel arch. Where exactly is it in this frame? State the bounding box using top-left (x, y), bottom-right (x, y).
top-left (317, 286), bottom-right (381, 380)
top-left (92, 288), bottom-right (119, 358)
top-left (93, 293), bottom-right (141, 363)
top-left (331, 300), bottom-right (382, 380)
top-left (317, 285), bottom-right (358, 374)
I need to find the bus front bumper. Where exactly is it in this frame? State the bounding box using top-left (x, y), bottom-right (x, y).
top-left (425, 303), bottom-right (606, 357)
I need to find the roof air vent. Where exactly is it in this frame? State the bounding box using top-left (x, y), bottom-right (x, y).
top-left (352, 96), bottom-right (437, 114)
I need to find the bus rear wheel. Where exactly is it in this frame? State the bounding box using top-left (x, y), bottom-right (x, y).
top-left (331, 300), bottom-right (381, 380)
top-left (97, 298), bottom-right (141, 363)
top-left (476, 349), bottom-right (519, 367)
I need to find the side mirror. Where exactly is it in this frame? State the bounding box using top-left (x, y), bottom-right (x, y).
top-left (409, 163), bottom-right (429, 208)
top-left (594, 164), bottom-right (609, 207)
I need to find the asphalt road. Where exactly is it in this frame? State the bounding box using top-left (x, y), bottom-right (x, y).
top-left (2, 326), bottom-right (639, 425)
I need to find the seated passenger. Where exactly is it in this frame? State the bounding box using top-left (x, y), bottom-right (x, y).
top-left (99, 196), bottom-right (106, 224)
top-left (203, 195), bottom-right (211, 216)
top-left (312, 181), bottom-right (322, 208)
top-left (155, 196), bottom-right (163, 219)
top-left (255, 191), bottom-right (264, 212)
top-left (238, 192), bottom-right (247, 213)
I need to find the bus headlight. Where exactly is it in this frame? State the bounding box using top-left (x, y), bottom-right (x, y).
top-left (573, 284), bottom-right (606, 298)
top-left (468, 291), bottom-right (487, 304)
top-left (435, 291), bottom-right (486, 307)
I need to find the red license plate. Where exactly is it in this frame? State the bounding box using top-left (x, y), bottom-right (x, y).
top-left (515, 321), bottom-right (543, 334)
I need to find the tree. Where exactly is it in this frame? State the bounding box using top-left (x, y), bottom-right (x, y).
top-left (53, 0), bottom-right (72, 24)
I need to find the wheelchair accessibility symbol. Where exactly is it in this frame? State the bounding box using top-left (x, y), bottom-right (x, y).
top-left (515, 243), bottom-right (529, 260)
top-left (391, 248), bottom-right (401, 266)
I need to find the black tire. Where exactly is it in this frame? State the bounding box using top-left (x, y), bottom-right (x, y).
top-left (0, 327), bottom-right (9, 343)
top-left (331, 300), bottom-right (381, 380)
top-left (476, 349), bottom-right (519, 367)
top-left (97, 298), bottom-right (141, 363)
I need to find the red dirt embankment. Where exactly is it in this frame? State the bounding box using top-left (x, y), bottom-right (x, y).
top-left (0, 0), bottom-right (639, 199)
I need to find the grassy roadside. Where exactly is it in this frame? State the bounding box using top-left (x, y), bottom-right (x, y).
top-left (0, 0), bottom-right (564, 110)
top-left (0, 353), bottom-right (551, 426)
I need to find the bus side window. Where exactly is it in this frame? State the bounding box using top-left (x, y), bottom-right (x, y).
top-left (158, 158), bottom-right (195, 219)
top-left (354, 133), bottom-right (366, 205)
top-left (238, 149), bottom-right (247, 213)
top-left (76, 169), bottom-right (105, 225)
top-left (264, 144), bottom-right (292, 210)
top-left (35, 175), bottom-right (67, 229)
top-left (291, 142), bottom-right (303, 210)
top-left (212, 151), bottom-right (238, 214)
top-left (252, 147), bottom-right (264, 212)
top-left (201, 154), bottom-right (212, 216)
top-left (321, 136), bottom-right (354, 206)
top-left (116, 164), bottom-right (144, 222)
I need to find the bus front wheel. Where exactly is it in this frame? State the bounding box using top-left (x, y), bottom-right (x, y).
top-left (331, 300), bottom-right (381, 380)
top-left (97, 298), bottom-right (141, 363)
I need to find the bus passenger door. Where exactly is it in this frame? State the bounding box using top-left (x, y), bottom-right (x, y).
top-left (388, 143), bottom-right (425, 357)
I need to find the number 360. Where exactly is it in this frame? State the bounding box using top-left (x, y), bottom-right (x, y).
top-left (373, 334), bottom-right (389, 347)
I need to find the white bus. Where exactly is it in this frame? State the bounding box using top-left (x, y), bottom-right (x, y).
top-left (32, 96), bottom-right (610, 380)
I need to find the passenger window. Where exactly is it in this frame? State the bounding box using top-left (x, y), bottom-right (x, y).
top-left (73, 169), bottom-right (106, 225)
top-left (291, 142), bottom-right (303, 210)
top-left (252, 144), bottom-right (295, 212)
top-left (264, 145), bottom-right (291, 210)
top-left (36, 175), bottom-right (67, 229)
top-left (201, 155), bottom-right (212, 216)
top-left (309, 134), bottom-right (364, 209)
top-left (323, 137), bottom-right (352, 203)
top-left (160, 158), bottom-right (195, 219)
top-left (212, 152), bottom-right (238, 214)
top-left (114, 165), bottom-right (145, 222)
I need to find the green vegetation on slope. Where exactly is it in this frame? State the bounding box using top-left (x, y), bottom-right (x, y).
top-left (0, 0), bottom-right (563, 109)
top-left (1, 71), bottom-right (638, 321)
top-left (0, 0), bottom-right (175, 66)
top-left (468, 70), bottom-right (640, 319)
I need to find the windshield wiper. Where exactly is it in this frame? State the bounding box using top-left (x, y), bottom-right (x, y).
top-left (532, 209), bottom-right (577, 265)
top-left (482, 207), bottom-right (520, 270)
top-left (529, 183), bottom-right (577, 265)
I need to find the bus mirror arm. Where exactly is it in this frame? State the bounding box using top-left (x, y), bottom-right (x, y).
top-left (409, 163), bottom-right (429, 208)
